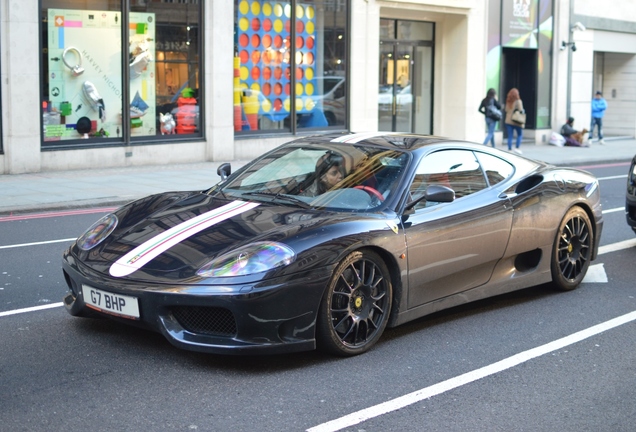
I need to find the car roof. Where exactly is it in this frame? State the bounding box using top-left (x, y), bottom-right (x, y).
top-left (288, 132), bottom-right (468, 152)
top-left (285, 132), bottom-right (545, 171)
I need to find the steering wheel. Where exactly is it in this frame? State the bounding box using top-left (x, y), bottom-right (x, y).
top-left (354, 185), bottom-right (385, 202)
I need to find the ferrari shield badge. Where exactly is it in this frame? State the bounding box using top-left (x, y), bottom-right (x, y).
top-left (386, 220), bottom-right (399, 234)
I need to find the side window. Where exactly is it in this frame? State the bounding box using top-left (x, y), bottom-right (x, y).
top-left (474, 152), bottom-right (515, 186)
top-left (409, 150), bottom-right (488, 209)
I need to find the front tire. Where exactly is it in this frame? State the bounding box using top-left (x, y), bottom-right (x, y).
top-left (551, 206), bottom-right (593, 291)
top-left (317, 250), bottom-right (392, 356)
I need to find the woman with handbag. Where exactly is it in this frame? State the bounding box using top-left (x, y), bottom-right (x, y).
top-left (504, 88), bottom-right (525, 154)
top-left (478, 88), bottom-right (502, 147)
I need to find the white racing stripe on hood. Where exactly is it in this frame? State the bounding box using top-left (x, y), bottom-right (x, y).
top-left (109, 200), bottom-right (260, 278)
top-left (330, 132), bottom-right (397, 143)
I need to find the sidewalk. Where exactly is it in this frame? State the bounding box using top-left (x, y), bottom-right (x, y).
top-left (0, 137), bottom-right (634, 216)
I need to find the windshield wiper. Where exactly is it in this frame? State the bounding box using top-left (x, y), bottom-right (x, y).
top-left (206, 186), bottom-right (228, 199)
top-left (242, 191), bottom-right (311, 209)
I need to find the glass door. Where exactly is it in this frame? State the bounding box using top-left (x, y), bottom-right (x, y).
top-left (378, 42), bottom-right (432, 134)
top-left (378, 42), bottom-right (414, 132)
top-left (378, 43), bottom-right (394, 131)
top-left (413, 45), bottom-right (432, 134)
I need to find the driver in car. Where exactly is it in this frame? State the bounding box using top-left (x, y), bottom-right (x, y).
top-left (301, 151), bottom-right (345, 197)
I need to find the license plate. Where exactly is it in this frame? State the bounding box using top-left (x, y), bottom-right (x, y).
top-left (82, 285), bottom-right (140, 320)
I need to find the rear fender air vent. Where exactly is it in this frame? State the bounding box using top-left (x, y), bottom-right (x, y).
top-left (514, 249), bottom-right (542, 272)
top-left (515, 175), bottom-right (543, 194)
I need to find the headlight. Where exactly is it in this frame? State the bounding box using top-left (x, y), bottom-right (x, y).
top-left (76, 214), bottom-right (118, 251)
top-left (197, 242), bottom-right (296, 277)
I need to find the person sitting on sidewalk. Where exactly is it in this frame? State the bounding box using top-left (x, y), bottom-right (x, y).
top-left (560, 117), bottom-right (589, 147)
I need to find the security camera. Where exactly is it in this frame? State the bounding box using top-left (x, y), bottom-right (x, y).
top-left (560, 41), bottom-right (567, 51)
top-left (572, 22), bottom-right (586, 32)
top-left (571, 43), bottom-right (577, 52)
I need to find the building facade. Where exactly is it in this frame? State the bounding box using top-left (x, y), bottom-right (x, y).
top-left (0, 0), bottom-right (634, 175)
top-left (565, 0), bottom-right (636, 138)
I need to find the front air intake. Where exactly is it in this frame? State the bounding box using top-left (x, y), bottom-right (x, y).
top-left (171, 306), bottom-right (237, 337)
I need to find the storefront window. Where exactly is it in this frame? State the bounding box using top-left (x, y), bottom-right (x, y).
top-left (131, 1), bottom-right (201, 138)
top-left (233, 0), bottom-right (348, 134)
top-left (40, 1), bottom-right (202, 147)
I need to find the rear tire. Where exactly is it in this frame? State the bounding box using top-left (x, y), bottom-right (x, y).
top-left (551, 207), bottom-right (593, 291)
top-left (316, 250), bottom-right (392, 356)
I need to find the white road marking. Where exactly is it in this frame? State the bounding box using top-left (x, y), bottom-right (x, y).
top-left (603, 207), bottom-right (624, 214)
top-left (0, 302), bottom-right (64, 317)
top-left (598, 238), bottom-right (636, 255)
top-left (307, 310), bottom-right (636, 432)
top-left (582, 263), bottom-right (607, 283)
top-left (0, 238), bottom-right (77, 250)
top-left (597, 174), bottom-right (627, 181)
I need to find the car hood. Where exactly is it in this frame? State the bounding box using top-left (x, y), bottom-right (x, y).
top-left (75, 192), bottom-right (371, 282)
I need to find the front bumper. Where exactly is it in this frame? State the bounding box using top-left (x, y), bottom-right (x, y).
top-left (62, 252), bottom-right (333, 355)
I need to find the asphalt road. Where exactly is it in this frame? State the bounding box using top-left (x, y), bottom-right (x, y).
top-left (1, 162), bottom-right (635, 431)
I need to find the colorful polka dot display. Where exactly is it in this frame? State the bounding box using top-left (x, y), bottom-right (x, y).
top-left (237, 1), bottom-right (316, 121)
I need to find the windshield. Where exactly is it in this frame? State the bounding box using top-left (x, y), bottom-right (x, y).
top-left (216, 144), bottom-right (409, 211)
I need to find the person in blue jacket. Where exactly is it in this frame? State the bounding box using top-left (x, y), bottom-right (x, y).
top-left (589, 91), bottom-right (608, 144)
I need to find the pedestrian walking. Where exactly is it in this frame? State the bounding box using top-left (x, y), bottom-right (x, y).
top-left (504, 88), bottom-right (525, 154)
top-left (478, 88), bottom-right (502, 147)
top-left (589, 91), bottom-right (608, 144)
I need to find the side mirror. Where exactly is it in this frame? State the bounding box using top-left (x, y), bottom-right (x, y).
top-left (425, 184), bottom-right (455, 203)
top-left (217, 163), bottom-right (231, 181)
top-left (404, 184), bottom-right (455, 212)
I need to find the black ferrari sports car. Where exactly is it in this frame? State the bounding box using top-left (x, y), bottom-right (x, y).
top-left (62, 132), bottom-right (603, 356)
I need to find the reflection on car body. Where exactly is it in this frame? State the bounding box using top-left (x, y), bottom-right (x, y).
top-left (62, 132), bottom-right (603, 357)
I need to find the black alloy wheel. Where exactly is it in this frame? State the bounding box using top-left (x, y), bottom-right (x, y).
top-left (317, 250), bottom-right (392, 356)
top-left (551, 206), bottom-right (593, 291)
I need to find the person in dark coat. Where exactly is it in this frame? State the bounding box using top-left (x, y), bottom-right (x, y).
top-left (478, 88), bottom-right (502, 148)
